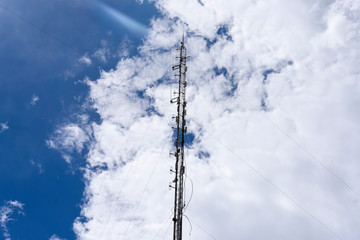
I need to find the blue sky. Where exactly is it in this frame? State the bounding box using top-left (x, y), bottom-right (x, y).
top-left (0, 0), bottom-right (157, 239)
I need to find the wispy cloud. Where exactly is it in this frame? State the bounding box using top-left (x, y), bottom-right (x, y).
top-left (78, 54), bottom-right (92, 66)
top-left (46, 124), bottom-right (90, 163)
top-left (0, 122), bottom-right (9, 133)
top-left (30, 159), bottom-right (44, 174)
top-left (93, 47), bottom-right (109, 63)
top-left (30, 94), bottom-right (40, 106)
top-left (117, 36), bottom-right (134, 58)
top-left (0, 201), bottom-right (24, 240)
top-left (49, 234), bottom-right (66, 240)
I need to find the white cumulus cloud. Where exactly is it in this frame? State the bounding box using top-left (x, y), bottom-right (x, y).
top-left (53, 0), bottom-right (360, 239)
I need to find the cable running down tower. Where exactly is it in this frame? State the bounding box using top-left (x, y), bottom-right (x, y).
top-left (169, 33), bottom-right (189, 240)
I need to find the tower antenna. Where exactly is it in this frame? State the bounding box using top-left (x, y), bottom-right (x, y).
top-left (169, 30), bottom-right (189, 240)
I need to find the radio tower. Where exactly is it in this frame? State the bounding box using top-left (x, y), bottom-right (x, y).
top-left (170, 32), bottom-right (188, 240)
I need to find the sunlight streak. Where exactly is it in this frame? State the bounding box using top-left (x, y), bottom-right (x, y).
top-left (97, 1), bottom-right (148, 35)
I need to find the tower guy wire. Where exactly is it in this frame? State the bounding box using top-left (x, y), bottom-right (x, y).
top-left (169, 32), bottom-right (189, 240)
top-left (0, 4), bottom-right (82, 55)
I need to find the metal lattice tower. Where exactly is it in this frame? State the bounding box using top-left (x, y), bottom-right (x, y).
top-left (170, 33), bottom-right (188, 240)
